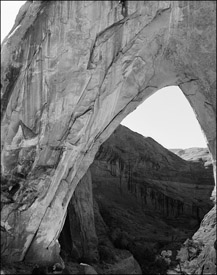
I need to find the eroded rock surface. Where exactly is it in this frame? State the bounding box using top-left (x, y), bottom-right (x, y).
top-left (58, 167), bottom-right (142, 274)
top-left (58, 126), bottom-right (214, 274)
top-left (1, 0), bottom-right (216, 265)
top-left (90, 125), bottom-right (215, 274)
top-left (168, 205), bottom-right (216, 275)
top-left (170, 147), bottom-right (213, 166)
top-left (59, 169), bottom-right (99, 263)
top-left (91, 126), bottom-right (214, 222)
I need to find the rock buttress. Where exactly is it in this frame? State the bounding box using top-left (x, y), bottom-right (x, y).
top-left (59, 169), bottom-right (99, 263)
top-left (1, 1), bottom-right (216, 264)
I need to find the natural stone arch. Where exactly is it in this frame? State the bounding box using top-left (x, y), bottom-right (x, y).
top-left (1, 1), bottom-right (216, 264)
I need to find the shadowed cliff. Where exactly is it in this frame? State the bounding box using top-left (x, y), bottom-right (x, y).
top-left (59, 125), bottom-right (214, 274)
top-left (1, 1), bottom-right (216, 272)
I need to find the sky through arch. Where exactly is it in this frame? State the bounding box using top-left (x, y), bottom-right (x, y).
top-left (121, 86), bottom-right (207, 149)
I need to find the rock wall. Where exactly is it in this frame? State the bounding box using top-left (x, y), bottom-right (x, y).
top-left (1, 1), bottom-right (216, 264)
top-left (57, 126), bottom-right (214, 274)
top-left (59, 166), bottom-right (143, 274)
top-left (59, 169), bottom-right (99, 263)
top-left (91, 125), bottom-right (214, 221)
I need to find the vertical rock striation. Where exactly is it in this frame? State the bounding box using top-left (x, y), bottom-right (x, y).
top-left (1, 1), bottom-right (216, 265)
top-left (91, 125), bottom-right (214, 222)
top-left (59, 169), bottom-right (99, 263)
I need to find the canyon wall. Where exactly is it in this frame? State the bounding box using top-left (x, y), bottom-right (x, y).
top-left (1, 1), bottom-right (216, 264)
top-left (91, 125), bottom-right (214, 222)
top-left (59, 169), bottom-right (99, 263)
top-left (59, 126), bottom-right (214, 274)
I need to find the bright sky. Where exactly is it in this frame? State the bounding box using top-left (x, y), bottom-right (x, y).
top-left (1, 1), bottom-right (207, 149)
top-left (1, 1), bottom-right (26, 42)
top-left (121, 86), bottom-right (207, 149)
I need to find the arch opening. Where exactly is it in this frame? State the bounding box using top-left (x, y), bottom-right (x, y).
top-left (58, 85), bottom-right (215, 274)
top-left (0, 1), bottom-right (216, 271)
top-left (121, 85), bottom-right (208, 150)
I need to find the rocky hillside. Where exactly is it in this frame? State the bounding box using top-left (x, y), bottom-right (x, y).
top-left (91, 125), bottom-right (214, 221)
top-left (170, 147), bottom-right (212, 164)
top-left (1, 125), bottom-right (215, 274)
top-left (59, 125), bottom-right (215, 274)
top-left (1, 1), bottom-right (215, 273)
top-left (90, 125), bottom-right (215, 273)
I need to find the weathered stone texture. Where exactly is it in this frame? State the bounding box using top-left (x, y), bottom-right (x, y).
top-left (1, 0), bottom-right (216, 264)
top-left (91, 125), bottom-right (214, 221)
top-left (59, 169), bottom-right (99, 263)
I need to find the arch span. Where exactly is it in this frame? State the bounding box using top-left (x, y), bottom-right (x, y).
top-left (1, 1), bottom-right (216, 263)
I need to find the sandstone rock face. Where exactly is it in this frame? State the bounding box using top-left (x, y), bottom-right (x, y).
top-left (1, 1), bottom-right (216, 264)
top-left (170, 147), bottom-right (215, 192)
top-left (168, 205), bottom-right (216, 275)
top-left (170, 147), bottom-right (213, 165)
top-left (191, 205), bottom-right (216, 274)
top-left (59, 167), bottom-right (143, 273)
top-left (58, 126), bottom-right (213, 273)
top-left (91, 126), bottom-right (214, 222)
top-left (59, 169), bottom-right (99, 263)
top-left (89, 125), bottom-right (214, 274)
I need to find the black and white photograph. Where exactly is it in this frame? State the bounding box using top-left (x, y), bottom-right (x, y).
top-left (1, 1), bottom-right (216, 274)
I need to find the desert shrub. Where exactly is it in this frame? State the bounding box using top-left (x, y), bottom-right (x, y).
top-left (154, 250), bottom-right (173, 273)
top-left (160, 250), bottom-right (172, 264)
